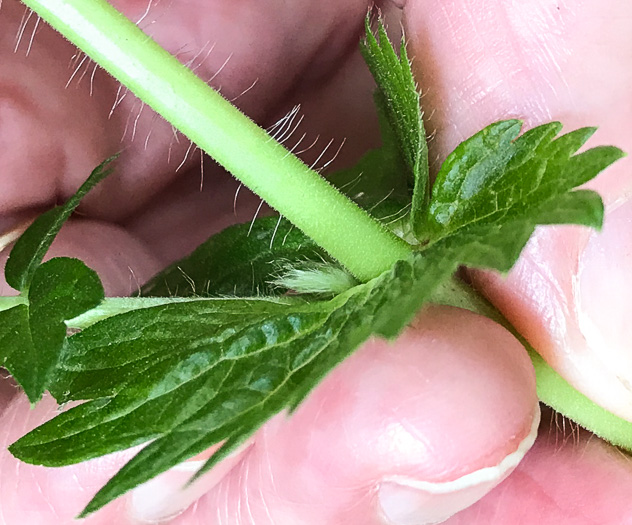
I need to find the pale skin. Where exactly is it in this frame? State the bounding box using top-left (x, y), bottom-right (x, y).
top-left (0, 0), bottom-right (631, 523)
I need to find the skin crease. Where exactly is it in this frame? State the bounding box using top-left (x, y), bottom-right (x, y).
top-left (0, 1), bottom-right (630, 525)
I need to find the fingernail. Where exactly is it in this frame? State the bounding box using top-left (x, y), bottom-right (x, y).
top-left (129, 440), bottom-right (254, 523)
top-left (377, 404), bottom-right (540, 525)
top-left (576, 199), bottom-right (632, 420)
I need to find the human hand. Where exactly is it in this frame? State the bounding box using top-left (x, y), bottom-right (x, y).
top-left (0, 0), bottom-right (630, 523)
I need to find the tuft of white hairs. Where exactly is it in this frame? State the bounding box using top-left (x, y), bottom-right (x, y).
top-left (270, 263), bottom-right (357, 296)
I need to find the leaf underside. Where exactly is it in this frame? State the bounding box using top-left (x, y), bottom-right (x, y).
top-left (11, 247), bottom-right (457, 517)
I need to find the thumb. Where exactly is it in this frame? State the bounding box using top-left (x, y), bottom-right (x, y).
top-left (402, 0), bottom-right (632, 420)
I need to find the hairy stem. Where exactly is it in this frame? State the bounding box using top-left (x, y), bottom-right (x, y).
top-left (21, 0), bottom-right (411, 281)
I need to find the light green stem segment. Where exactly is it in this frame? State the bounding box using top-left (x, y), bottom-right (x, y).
top-left (20, 0), bottom-right (410, 282)
top-left (63, 296), bottom-right (293, 329)
top-left (64, 297), bottom-right (190, 329)
top-left (0, 297), bottom-right (27, 313)
top-left (432, 276), bottom-right (632, 452)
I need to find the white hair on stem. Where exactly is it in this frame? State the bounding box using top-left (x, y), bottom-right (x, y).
top-left (68, 49), bottom-right (81, 69)
top-left (281, 224), bottom-right (295, 246)
top-left (66, 53), bottom-right (89, 88)
top-left (135, 0), bottom-right (155, 27)
top-left (230, 78), bottom-right (258, 103)
top-left (75, 55), bottom-right (96, 88)
top-left (167, 125), bottom-right (181, 164)
top-left (207, 52), bottom-right (233, 85)
top-left (185, 41), bottom-right (216, 73)
top-left (294, 135), bottom-right (320, 156)
top-left (309, 138), bottom-right (334, 170)
top-left (269, 215), bottom-right (283, 249)
top-left (130, 101), bottom-right (146, 142)
top-left (25, 14), bottom-right (41, 56)
top-left (233, 183), bottom-right (242, 216)
top-left (282, 132), bottom-right (308, 159)
top-left (177, 266), bottom-right (196, 295)
top-left (368, 188), bottom-right (395, 213)
top-left (317, 138), bottom-right (346, 173)
top-left (199, 149), bottom-right (205, 191)
top-left (269, 106), bottom-right (305, 145)
top-left (127, 266), bottom-right (142, 297)
top-left (14, 6), bottom-right (34, 53)
top-left (247, 199), bottom-right (265, 236)
top-left (109, 84), bottom-right (129, 119)
top-left (89, 61), bottom-right (99, 96)
top-left (267, 105), bottom-right (301, 143)
top-left (266, 106), bottom-right (296, 135)
top-left (144, 113), bottom-right (159, 150)
top-left (382, 203), bottom-right (411, 225)
top-left (121, 98), bottom-right (139, 142)
top-left (172, 42), bottom-right (191, 62)
top-left (176, 140), bottom-right (195, 172)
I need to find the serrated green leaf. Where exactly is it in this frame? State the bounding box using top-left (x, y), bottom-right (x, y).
top-left (531, 189), bottom-right (604, 228)
top-left (11, 203), bottom-right (542, 516)
top-left (141, 216), bottom-right (330, 298)
top-left (4, 155), bottom-right (117, 292)
top-left (0, 258), bottom-right (104, 402)
top-left (11, 197), bottom-right (562, 515)
top-left (360, 16), bottom-right (429, 239)
top-left (423, 121), bottom-right (624, 243)
top-left (10, 242), bottom-right (459, 517)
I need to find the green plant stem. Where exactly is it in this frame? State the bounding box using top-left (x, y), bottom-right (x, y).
top-left (63, 296), bottom-right (292, 329)
top-left (0, 297), bottom-right (27, 313)
top-left (20, 0), bottom-right (410, 282)
top-left (64, 297), bottom-right (187, 329)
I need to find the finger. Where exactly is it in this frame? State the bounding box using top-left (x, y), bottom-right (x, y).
top-left (130, 306), bottom-right (538, 525)
top-left (445, 409), bottom-right (632, 524)
top-left (0, 0), bottom-right (378, 220)
top-left (402, 0), bottom-right (632, 419)
top-left (0, 395), bottom-right (135, 524)
top-left (0, 0), bottom-right (117, 216)
top-left (0, 392), bottom-right (257, 524)
top-left (0, 219), bottom-right (162, 297)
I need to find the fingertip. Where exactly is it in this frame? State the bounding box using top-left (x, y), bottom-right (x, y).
top-left (377, 405), bottom-right (539, 525)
